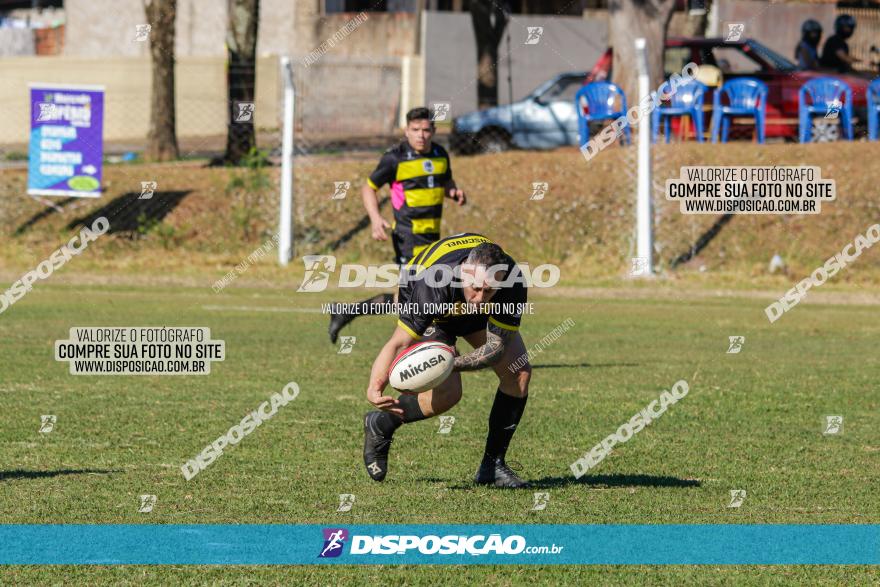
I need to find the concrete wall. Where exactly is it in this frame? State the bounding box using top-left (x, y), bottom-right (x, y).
top-left (0, 55), bottom-right (280, 145)
top-left (61, 0), bottom-right (413, 60)
top-left (64, 0), bottom-right (149, 57)
top-left (0, 29), bottom-right (35, 57)
top-left (174, 0), bottom-right (228, 57)
top-left (64, 0), bottom-right (295, 57)
top-left (294, 56), bottom-right (402, 137)
top-left (0, 53), bottom-right (406, 146)
top-left (262, 7), bottom-right (416, 59)
top-left (423, 11), bottom-right (608, 116)
top-left (51, 0), bottom-right (411, 141)
top-left (312, 12), bottom-right (416, 58)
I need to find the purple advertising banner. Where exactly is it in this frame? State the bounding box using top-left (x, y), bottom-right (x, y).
top-left (27, 83), bottom-right (104, 198)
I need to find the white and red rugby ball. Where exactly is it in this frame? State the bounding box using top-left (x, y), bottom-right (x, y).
top-left (388, 342), bottom-right (455, 393)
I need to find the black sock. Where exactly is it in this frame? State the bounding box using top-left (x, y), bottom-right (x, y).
top-left (483, 389), bottom-right (528, 462)
top-left (352, 293), bottom-right (394, 316)
top-left (371, 394), bottom-right (428, 436)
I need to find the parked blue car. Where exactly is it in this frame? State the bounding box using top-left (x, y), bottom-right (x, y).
top-left (449, 72), bottom-right (586, 154)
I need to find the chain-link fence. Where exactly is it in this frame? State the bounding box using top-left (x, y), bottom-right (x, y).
top-left (0, 52), bottom-right (406, 163)
top-left (0, 56), bottom-right (273, 162)
top-left (290, 54), bottom-right (402, 155)
top-left (0, 49), bottom-right (409, 263)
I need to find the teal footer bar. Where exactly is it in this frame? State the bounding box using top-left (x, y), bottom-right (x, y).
top-left (1, 524), bottom-right (877, 565)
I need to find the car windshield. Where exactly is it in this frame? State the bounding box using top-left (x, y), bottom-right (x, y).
top-left (530, 75), bottom-right (585, 102)
top-left (537, 76), bottom-right (583, 102)
top-left (705, 46), bottom-right (762, 74)
top-left (744, 39), bottom-right (797, 72)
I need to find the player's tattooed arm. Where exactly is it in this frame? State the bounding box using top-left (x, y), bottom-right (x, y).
top-left (453, 322), bottom-right (512, 372)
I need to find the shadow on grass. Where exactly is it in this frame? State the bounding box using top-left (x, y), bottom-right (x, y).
top-left (67, 190), bottom-right (191, 234)
top-left (14, 196), bottom-right (78, 235)
top-left (531, 362), bottom-right (639, 370)
top-left (438, 474), bottom-right (700, 490)
top-left (526, 473), bottom-right (702, 490)
top-left (670, 213), bottom-right (734, 268)
top-left (0, 468), bottom-right (122, 482)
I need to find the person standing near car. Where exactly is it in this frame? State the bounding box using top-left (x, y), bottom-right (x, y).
top-left (821, 15), bottom-right (861, 73)
top-left (795, 19), bottom-right (823, 70)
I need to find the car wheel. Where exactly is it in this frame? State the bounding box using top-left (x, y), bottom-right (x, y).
top-left (477, 130), bottom-right (512, 153)
top-left (811, 119), bottom-right (839, 143)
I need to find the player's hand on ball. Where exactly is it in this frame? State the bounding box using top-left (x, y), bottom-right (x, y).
top-left (370, 216), bottom-right (391, 241)
top-left (367, 377), bottom-right (403, 416)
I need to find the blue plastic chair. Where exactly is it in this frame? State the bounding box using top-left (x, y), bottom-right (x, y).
top-left (867, 78), bottom-right (880, 141)
top-left (710, 78), bottom-right (768, 144)
top-left (651, 79), bottom-right (707, 143)
top-left (575, 82), bottom-right (631, 147)
top-left (798, 77), bottom-right (853, 142)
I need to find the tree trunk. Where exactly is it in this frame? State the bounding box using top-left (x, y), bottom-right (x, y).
top-left (144, 0), bottom-right (179, 162)
top-left (470, 1), bottom-right (508, 109)
top-left (608, 0), bottom-right (676, 109)
top-left (224, 0), bottom-right (260, 165)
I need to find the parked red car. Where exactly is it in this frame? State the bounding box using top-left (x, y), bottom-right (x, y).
top-left (587, 38), bottom-right (872, 140)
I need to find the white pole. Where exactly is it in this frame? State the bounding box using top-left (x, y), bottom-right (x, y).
top-left (400, 55), bottom-right (411, 129)
top-left (707, 1), bottom-right (720, 38)
top-left (279, 56), bottom-right (295, 266)
top-left (634, 38), bottom-right (653, 276)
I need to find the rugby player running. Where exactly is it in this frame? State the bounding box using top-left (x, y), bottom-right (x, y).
top-left (328, 107), bottom-right (466, 343)
top-left (362, 233), bottom-right (531, 488)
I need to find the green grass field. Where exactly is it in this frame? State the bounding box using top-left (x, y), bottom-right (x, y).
top-left (2, 142), bottom-right (879, 583)
top-left (1, 277), bottom-right (878, 584)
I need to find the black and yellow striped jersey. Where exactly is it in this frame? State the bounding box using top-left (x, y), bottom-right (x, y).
top-left (397, 233), bottom-right (527, 339)
top-left (368, 141), bottom-right (452, 258)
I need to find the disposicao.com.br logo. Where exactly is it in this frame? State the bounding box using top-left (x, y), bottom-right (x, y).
top-left (297, 255), bottom-right (560, 292)
top-left (317, 528), bottom-right (563, 557)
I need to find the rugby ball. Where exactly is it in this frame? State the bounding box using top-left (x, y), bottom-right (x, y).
top-left (388, 342), bottom-right (455, 393)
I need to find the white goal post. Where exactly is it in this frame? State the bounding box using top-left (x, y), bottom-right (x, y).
top-left (634, 38), bottom-right (654, 276)
top-left (279, 55), bottom-right (295, 266)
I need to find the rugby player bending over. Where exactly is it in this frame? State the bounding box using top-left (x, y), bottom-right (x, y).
top-left (362, 234), bottom-right (531, 488)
